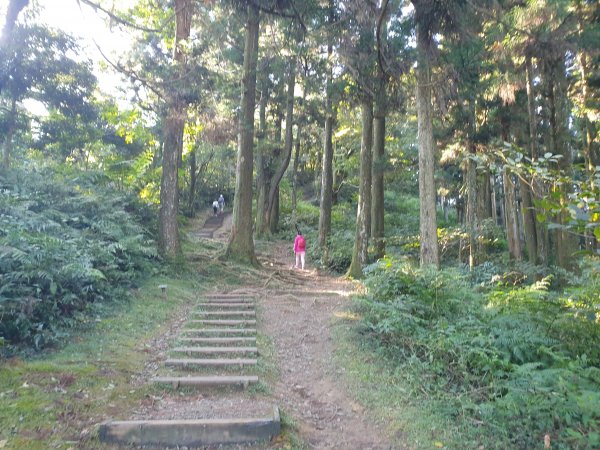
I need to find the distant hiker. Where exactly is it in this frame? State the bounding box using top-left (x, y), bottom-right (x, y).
top-left (293, 229), bottom-right (306, 270)
top-left (212, 199), bottom-right (219, 216)
top-left (218, 194), bottom-right (225, 213)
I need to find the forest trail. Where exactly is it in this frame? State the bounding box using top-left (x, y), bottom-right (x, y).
top-left (206, 214), bottom-right (395, 449)
top-left (99, 212), bottom-right (396, 449)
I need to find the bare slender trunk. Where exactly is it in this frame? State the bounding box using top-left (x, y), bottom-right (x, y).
top-left (525, 56), bottom-right (548, 265)
top-left (291, 121), bottom-right (302, 215)
top-left (158, 0), bottom-right (192, 259)
top-left (503, 169), bottom-right (522, 261)
top-left (255, 81), bottom-right (269, 236)
top-left (520, 178), bottom-right (537, 263)
top-left (577, 51), bottom-right (598, 251)
top-left (465, 100), bottom-right (477, 270)
top-left (226, 3), bottom-right (260, 265)
top-left (347, 98), bottom-right (373, 278)
top-left (318, 5), bottom-right (335, 249)
top-left (1, 98), bottom-right (17, 169)
top-left (291, 75), bottom-right (306, 217)
top-left (188, 150), bottom-right (197, 217)
top-left (0, 0), bottom-right (29, 50)
top-left (266, 59), bottom-right (296, 232)
top-left (490, 175), bottom-right (498, 225)
top-left (371, 74), bottom-right (386, 260)
top-left (415, 20), bottom-right (439, 268)
top-left (546, 57), bottom-right (575, 268)
top-left (477, 171), bottom-right (493, 220)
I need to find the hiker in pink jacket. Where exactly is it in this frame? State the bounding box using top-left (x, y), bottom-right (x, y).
top-left (293, 231), bottom-right (306, 270)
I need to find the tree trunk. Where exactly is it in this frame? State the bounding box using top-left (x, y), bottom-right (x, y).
top-left (1, 97), bottom-right (17, 169)
top-left (188, 150), bottom-right (197, 217)
top-left (158, 0), bottom-right (192, 259)
top-left (465, 99), bottom-right (477, 270)
top-left (546, 56), bottom-right (575, 268)
top-left (371, 77), bottom-right (386, 260)
top-left (503, 168), bottom-right (522, 261)
top-left (525, 55), bottom-right (548, 265)
top-left (318, 9), bottom-right (335, 249)
top-left (577, 51), bottom-right (598, 251)
top-left (0, 0), bottom-right (28, 50)
top-left (255, 80), bottom-right (269, 236)
top-left (347, 97), bottom-right (373, 278)
top-left (465, 142), bottom-right (477, 270)
top-left (520, 177), bottom-right (538, 263)
top-left (226, 3), bottom-right (260, 265)
top-left (266, 59), bottom-right (296, 232)
top-left (491, 175), bottom-right (499, 225)
top-left (318, 115), bottom-right (334, 248)
top-left (291, 119), bottom-right (302, 216)
top-left (415, 20), bottom-right (439, 268)
top-left (477, 171), bottom-right (493, 221)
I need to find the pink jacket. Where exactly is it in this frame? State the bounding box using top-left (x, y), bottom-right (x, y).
top-left (294, 235), bottom-right (306, 253)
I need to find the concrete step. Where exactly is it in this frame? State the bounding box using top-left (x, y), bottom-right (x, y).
top-left (99, 406), bottom-right (280, 447)
top-left (165, 358), bottom-right (257, 368)
top-left (171, 347), bottom-right (258, 355)
top-left (152, 375), bottom-right (258, 388)
top-left (181, 328), bottom-right (257, 335)
top-left (188, 319), bottom-right (256, 326)
top-left (179, 337), bottom-right (256, 345)
top-left (193, 311), bottom-right (256, 317)
top-left (196, 302), bottom-right (254, 308)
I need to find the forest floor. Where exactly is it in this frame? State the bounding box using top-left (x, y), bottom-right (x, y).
top-left (186, 213), bottom-right (396, 449)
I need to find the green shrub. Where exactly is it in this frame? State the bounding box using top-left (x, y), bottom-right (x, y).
top-left (0, 168), bottom-right (159, 351)
top-left (356, 257), bottom-right (600, 448)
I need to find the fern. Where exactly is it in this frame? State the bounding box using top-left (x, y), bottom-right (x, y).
top-left (0, 168), bottom-right (160, 351)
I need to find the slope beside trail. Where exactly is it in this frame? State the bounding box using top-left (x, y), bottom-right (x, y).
top-left (206, 214), bottom-right (395, 449)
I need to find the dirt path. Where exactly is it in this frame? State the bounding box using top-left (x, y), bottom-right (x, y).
top-left (210, 217), bottom-right (393, 449)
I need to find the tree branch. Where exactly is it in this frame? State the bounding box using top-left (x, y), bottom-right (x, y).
top-left (77, 0), bottom-right (162, 33)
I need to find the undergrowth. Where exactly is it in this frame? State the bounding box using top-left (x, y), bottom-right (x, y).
top-left (0, 168), bottom-right (160, 351)
top-left (354, 257), bottom-right (600, 449)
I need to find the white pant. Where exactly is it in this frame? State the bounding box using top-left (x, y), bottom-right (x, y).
top-left (295, 251), bottom-right (305, 269)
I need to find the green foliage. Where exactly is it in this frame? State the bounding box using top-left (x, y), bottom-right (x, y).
top-left (318, 202), bottom-right (355, 272)
top-left (0, 168), bottom-right (159, 351)
top-left (357, 258), bottom-right (600, 448)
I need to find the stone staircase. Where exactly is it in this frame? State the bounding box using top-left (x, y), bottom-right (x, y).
top-left (194, 212), bottom-right (227, 239)
top-left (99, 294), bottom-right (280, 447)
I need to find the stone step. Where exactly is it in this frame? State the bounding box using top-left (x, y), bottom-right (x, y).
top-left (171, 347), bottom-right (258, 355)
top-left (179, 337), bottom-right (256, 345)
top-left (196, 302), bottom-right (254, 308)
top-left (152, 375), bottom-right (258, 388)
top-left (188, 319), bottom-right (256, 326)
top-left (193, 311), bottom-right (256, 317)
top-left (99, 407), bottom-right (280, 447)
top-left (165, 358), bottom-right (257, 368)
top-left (203, 297), bottom-right (255, 303)
top-left (181, 328), bottom-right (257, 335)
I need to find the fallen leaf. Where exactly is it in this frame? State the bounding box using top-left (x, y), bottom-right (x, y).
top-left (434, 442), bottom-right (444, 448)
top-left (0, 439), bottom-right (7, 448)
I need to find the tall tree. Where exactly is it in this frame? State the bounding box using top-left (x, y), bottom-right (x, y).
top-left (1, 24), bottom-right (97, 168)
top-left (524, 54), bottom-right (548, 264)
top-left (413, 0), bottom-right (440, 268)
top-left (265, 58), bottom-right (297, 231)
top-left (347, 96), bottom-right (373, 278)
top-left (318, 0), bottom-right (336, 249)
top-left (371, 0), bottom-right (393, 261)
top-left (158, 0), bottom-right (192, 259)
top-left (226, 2), bottom-right (260, 265)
